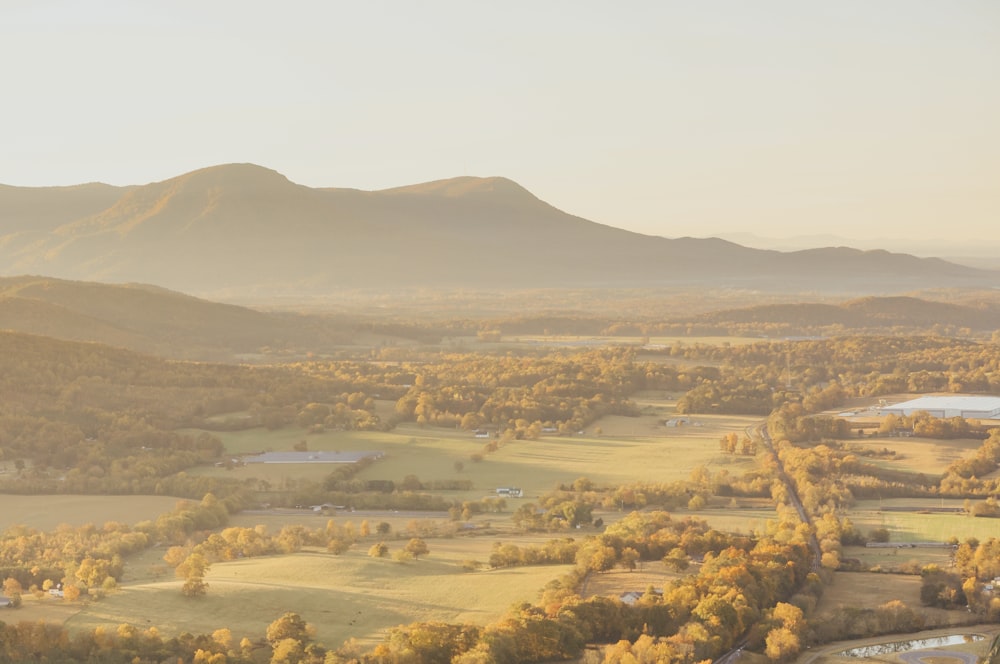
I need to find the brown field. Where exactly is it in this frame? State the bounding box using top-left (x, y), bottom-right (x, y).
top-left (816, 572), bottom-right (967, 625)
top-left (843, 436), bottom-right (984, 476)
top-left (582, 565), bottom-right (684, 600)
top-left (0, 495), bottom-right (184, 531)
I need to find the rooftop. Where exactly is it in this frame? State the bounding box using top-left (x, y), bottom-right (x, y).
top-left (243, 451), bottom-right (382, 464)
top-left (884, 395), bottom-right (1000, 412)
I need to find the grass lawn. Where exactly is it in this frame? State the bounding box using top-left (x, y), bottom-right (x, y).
top-left (0, 495), bottom-right (184, 532)
top-left (69, 548), bottom-right (572, 649)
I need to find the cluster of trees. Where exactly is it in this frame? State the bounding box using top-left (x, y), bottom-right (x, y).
top-left (663, 335), bottom-right (1000, 418)
top-left (339, 509), bottom-right (814, 664)
top-left (719, 431), bottom-right (758, 456)
top-left (0, 493), bottom-right (239, 605)
top-left (0, 611), bottom-right (323, 664)
top-left (391, 349), bottom-right (684, 433)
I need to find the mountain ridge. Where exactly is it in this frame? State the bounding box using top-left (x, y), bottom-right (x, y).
top-left (0, 163), bottom-right (994, 297)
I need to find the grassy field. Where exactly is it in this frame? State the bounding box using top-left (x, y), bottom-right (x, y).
top-left (185, 409), bottom-right (760, 502)
top-left (842, 436), bottom-right (984, 476)
top-left (0, 495), bottom-right (183, 531)
top-left (67, 547), bottom-right (573, 649)
top-left (669, 505), bottom-right (779, 536)
top-left (846, 500), bottom-right (1000, 543)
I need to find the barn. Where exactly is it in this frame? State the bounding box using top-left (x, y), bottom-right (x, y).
top-left (879, 396), bottom-right (1000, 419)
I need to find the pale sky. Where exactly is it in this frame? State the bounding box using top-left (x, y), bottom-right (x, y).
top-left (2, 1), bottom-right (997, 246)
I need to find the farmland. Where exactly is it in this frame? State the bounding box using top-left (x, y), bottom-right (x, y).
top-left (0, 494), bottom-right (183, 532)
top-left (64, 548), bottom-right (573, 649)
top-left (186, 406), bottom-right (760, 501)
top-left (5, 330), bottom-right (1000, 664)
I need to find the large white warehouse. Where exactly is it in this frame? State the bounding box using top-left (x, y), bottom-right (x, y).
top-left (880, 396), bottom-right (1000, 419)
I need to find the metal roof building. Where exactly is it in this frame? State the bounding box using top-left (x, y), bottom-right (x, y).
top-left (879, 396), bottom-right (1000, 419)
top-left (243, 450), bottom-right (383, 464)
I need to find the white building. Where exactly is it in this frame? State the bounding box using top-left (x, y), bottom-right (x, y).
top-left (879, 396), bottom-right (1000, 419)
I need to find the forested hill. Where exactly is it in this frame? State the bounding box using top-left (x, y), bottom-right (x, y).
top-left (690, 296), bottom-right (1000, 332)
top-left (0, 276), bottom-right (358, 360)
top-left (1, 163), bottom-right (995, 297)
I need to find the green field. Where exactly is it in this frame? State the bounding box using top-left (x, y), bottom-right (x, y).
top-left (847, 499), bottom-right (1000, 543)
top-left (68, 547), bottom-right (573, 649)
top-left (0, 495), bottom-right (184, 532)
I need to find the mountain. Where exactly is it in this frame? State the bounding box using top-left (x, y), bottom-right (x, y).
top-left (1, 163), bottom-right (995, 296)
top-left (0, 276), bottom-right (356, 360)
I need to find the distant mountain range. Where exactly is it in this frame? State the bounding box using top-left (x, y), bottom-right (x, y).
top-left (0, 163), bottom-right (995, 296)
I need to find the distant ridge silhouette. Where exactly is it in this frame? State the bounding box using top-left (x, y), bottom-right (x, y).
top-left (0, 163), bottom-right (994, 297)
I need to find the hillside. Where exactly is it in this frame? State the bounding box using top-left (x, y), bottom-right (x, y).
top-left (691, 296), bottom-right (1000, 332)
top-left (1, 164), bottom-right (995, 297)
top-left (0, 276), bottom-right (355, 360)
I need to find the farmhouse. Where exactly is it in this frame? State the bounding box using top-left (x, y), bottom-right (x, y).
top-left (879, 396), bottom-right (1000, 419)
top-left (243, 450), bottom-right (384, 464)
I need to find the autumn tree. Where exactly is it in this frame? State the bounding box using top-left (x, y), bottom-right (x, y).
top-left (405, 538), bottom-right (430, 560)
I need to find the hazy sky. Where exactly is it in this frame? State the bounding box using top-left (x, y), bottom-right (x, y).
top-left (2, 1), bottom-right (997, 244)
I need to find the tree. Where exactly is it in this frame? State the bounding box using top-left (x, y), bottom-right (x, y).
top-left (765, 627), bottom-right (800, 662)
top-left (266, 612), bottom-right (312, 646)
top-left (405, 538), bottom-right (430, 560)
top-left (619, 547), bottom-right (640, 572)
top-left (176, 552), bottom-right (210, 597)
top-left (368, 542), bottom-right (388, 558)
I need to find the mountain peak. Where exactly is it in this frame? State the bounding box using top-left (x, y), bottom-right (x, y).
top-left (168, 163), bottom-right (295, 190)
top-left (380, 176), bottom-right (541, 202)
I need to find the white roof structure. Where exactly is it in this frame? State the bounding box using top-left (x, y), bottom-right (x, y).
top-left (243, 451), bottom-right (382, 464)
top-left (880, 396), bottom-right (1000, 419)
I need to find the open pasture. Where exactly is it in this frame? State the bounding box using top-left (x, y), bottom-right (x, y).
top-left (815, 572), bottom-right (977, 627)
top-left (68, 549), bottom-right (572, 649)
top-left (582, 565), bottom-right (684, 600)
top-left (839, 544), bottom-right (955, 571)
top-left (186, 411), bottom-right (759, 501)
top-left (0, 495), bottom-right (183, 532)
top-left (847, 500), bottom-right (1000, 543)
top-left (670, 505), bottom-right (779, 536)
top-left (844, 436), bottom-right (984, 476)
